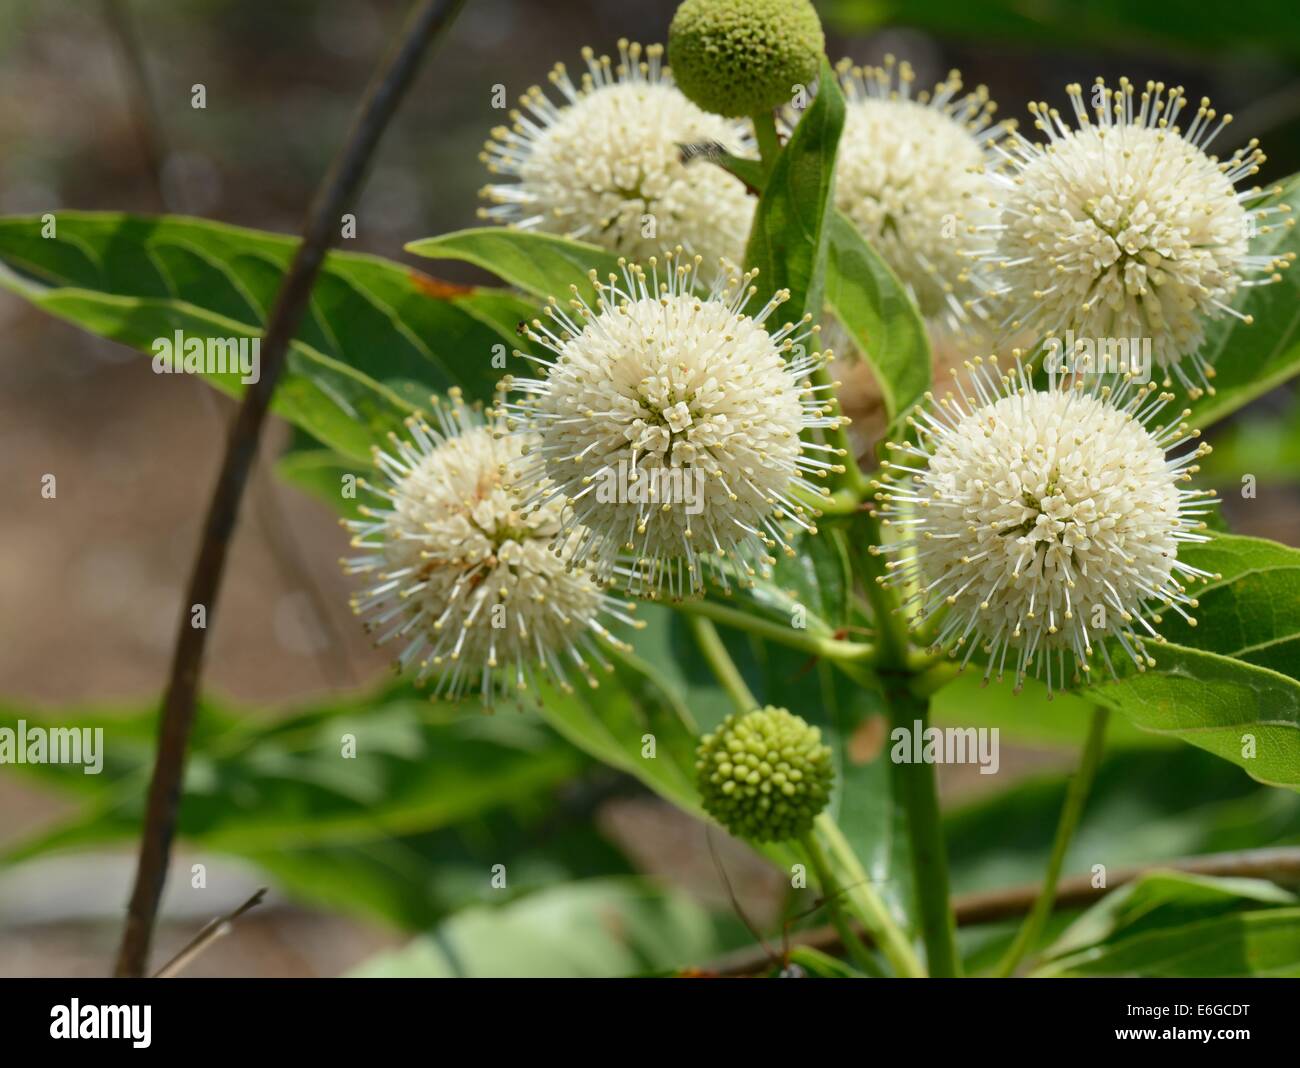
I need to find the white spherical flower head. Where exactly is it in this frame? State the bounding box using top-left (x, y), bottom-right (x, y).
top-left (989, 78), bottom-right (1294, 395)
top-left (342, 391), bottom-right (640, 704)
top-left (829, 56), bottom-right (1011, 335)
top-left (480, 40), bottom-right (754, 268)
top-left (499, 254), bottom-right (846, 599)
top-left (871, 359), bottom-right (1220, 694)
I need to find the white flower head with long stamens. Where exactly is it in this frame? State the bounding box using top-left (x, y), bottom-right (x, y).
top-left (987, 77), bottom-right (1294, 395)
top-left (871, 358), bottom-right (1221, 695)
top-left (479, 40), bottom-right (754, 268)
top-left (826, 56), bottom-right (1012, 336)
top-left (341, 390), bottom-right (641, 704)
top-left (498, 252), bottom-right (846, 599)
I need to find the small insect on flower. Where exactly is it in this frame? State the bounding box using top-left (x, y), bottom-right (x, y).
top-left (986, 77), bottom-right (1294, 396)
top-left (828, 55), bottom-right (1012, 337)
top-left (340, 390), bottom-right (641, 705)
top-left (496, 251), bottom-right (847, 599)
top-left (478, 39), bottom-right (754, 269)
top-left (870, 357), bottom-right (1222, 695)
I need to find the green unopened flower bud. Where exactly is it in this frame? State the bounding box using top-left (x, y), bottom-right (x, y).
top-left (696, 706), bottom-right (833, 843)
top-left (668, 0), bottom-right (824, 118)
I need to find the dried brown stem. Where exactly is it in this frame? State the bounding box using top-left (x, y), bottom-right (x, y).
top-left (113, 0), bottom-right (467, 978)
top-left (151, 888), bottom-right (268, 978)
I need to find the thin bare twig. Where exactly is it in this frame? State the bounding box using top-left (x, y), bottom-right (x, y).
top-left (703, 847), bottom-right (1300, 976)
top-left (151, 888), bottom-right (268, 978)
top-left (114, 0), bottom-right (468, 979)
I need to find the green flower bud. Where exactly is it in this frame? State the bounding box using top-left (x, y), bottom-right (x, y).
top-left (696, 706), bottom-right (833, 843)
top-left (668, 0), bottom-right (824, 118)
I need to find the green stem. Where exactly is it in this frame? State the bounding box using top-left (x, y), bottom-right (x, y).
top-left (848, 511), bottom-right (911, 668)
top-left (800, 828), bottom-right (882, 976)
top-left (751, 108), bottom-right (781, 173)
top-left (816, 813), bottom-right (925, 978)
top-left (994, 705), bottom-right (1109, 977)
top-left (675, 598), bottom-right (874, 663)
top-left (684, 615), bottom-right (756, 711)
top-left (887, 687), bottom-right (961, 977)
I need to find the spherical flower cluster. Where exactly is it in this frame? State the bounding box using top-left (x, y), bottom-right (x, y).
top-left (668, 0), bottom-right (824, 118)
top-left (871, 358), bottom-right (1221, 694)
top-left (342, 391), bottom-right (640, 704)
top-left (479, 40), bottom-right (754, 269)
top-left (696, 706), bottom-right (834, 843)
top-left (987, 78), bottom-right (1293, 395)
top-left (830, 56), bottom-right (1011, 336)
top-left (498, 252), bottom-right (846, 599)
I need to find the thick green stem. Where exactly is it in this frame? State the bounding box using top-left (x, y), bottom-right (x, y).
top-left (800, 828), bottom-right (882, 976)
top-left (849, 511), bottom-right (911, 668)
top-left (994, 705), bottom-right (1109, 977)
top-left (887, 688), bottom-right (961, 976)
top-left (816, 813), bottom-right (925, 978)
top-left (674, 598), bottom-right (874, 663)
top-left (751, 108), bottom-right (781, 173)
top-left (685, 615), bottom-right (756, 712)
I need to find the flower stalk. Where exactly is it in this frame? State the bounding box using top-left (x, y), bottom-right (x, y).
top-left (993, 705), bottom-right (1109, 977)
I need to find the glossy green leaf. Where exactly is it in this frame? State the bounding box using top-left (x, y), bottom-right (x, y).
top-left (1033, 906), bottom-right (1300, 977)
top-left (1089, 643), bottom-right (1300, 789)
top-left (0, 213), bottom-right (523, 460)
top-left (275, 447), bottom-right (374, 521)
top-left (744, 57), bottom-right (844, 319)
top-left (716, 117), bottom-right (931, 424)
top-left (406, 227), bottom-right (620, 304)
top-left (1042, 870), bottom-right (1296, 962)
top-left (1155, 533), bottom-right (1300, 683)
top-left (530, 654), bottom-right (703, 816)
top-left (825, 211), bottom-right (931, 421)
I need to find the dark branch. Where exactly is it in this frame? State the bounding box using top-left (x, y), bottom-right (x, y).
top-left (703, 847), bottom-right (1300, 977)
top-left (113, 0), bottom-right (468, 979)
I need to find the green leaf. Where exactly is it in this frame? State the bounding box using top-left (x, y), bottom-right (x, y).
top-left (406, 228), bottom-right (621, 304)
top-left (1, 686), bottom-right (587, 860)
top-left (744, 57), bottom-right (844, 319)
top-left (1089, 643), bottom-right (1300, 789)
top-left (786, 944), bottom-right (867, 978)
top-left (715, 109), bottom-right (930, 423)
top-left (1155, 533), bottom-right (1300, 683)
top-left (1033, 906), bottom-right (1300, 977)
top-left (1189, 175), bottom-right (1300, 428)
top-left (530, 654), bottom-right (703, 816)
top-left (348, 878), bottom-right (723, 978)
top-left (0, 684), bottom-right (644, 930)
top-left (275, 447), bottom-right (373, 521)
top-left (1042, 870), bottom-right (1296, 962)
top-left (0, 213), bottom-right (522, 460)
top-left (698, 528), bottom-right (852, 639)
top-left (241, 813), bottom-right (630, 932)
top-left (825, 211), bottom-right (931, 421)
